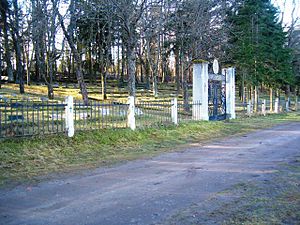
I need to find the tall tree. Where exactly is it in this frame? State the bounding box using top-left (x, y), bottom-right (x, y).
top-left (227, 0), bottom-right (293, 95)
top-left (0, 0), bottom-right (13, 82)
top-left (58, 0), bottom-right (89, 104)
top-left (11, 0), bottom-right (24, 94)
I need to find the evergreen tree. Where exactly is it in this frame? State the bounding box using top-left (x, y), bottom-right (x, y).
top-left (227, 0), bottom-right (293, 91)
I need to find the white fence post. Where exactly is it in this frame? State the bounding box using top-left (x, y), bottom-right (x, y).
top-left (65, 96), bottom-right (74, 137)
top-left (262, 99), bottom-right (266, 116)
top-left (274, 98), bottom-right (279, 113)
top-left (247, 100), bottom-right (252, 116)
top-left (286, 98), bottom-right (290, 112)
top-left (127, 96), bottom-right (136, 130)
top-left (225, 67), bottom-right (236, 119)
top-left (171, 98), bottom-right (178, 125)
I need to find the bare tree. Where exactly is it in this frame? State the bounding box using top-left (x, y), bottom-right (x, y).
top-left (58, 0), bottom-right (89, 104)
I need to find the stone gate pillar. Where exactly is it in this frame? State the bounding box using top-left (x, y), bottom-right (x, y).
top-left (193, 61), bottom-right (209, 121)
top-left (224, 67), bottom-right (236, 119)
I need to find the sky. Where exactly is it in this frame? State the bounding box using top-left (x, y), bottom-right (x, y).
top-left (272, 0), bottom-right (300, 27)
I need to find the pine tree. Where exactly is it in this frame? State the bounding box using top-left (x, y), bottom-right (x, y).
top-left (227, 0), bottom-right (293, 91)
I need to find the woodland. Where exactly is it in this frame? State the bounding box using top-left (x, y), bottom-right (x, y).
top-left (0, 0), bottom-right (299, 105)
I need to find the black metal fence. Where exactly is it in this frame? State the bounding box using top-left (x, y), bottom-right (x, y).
top-left (178, 101), bottom-right (202, 122)
top-left (0, 99), bottom-right (66, 138)
top-left (73, 100), bottom-right (128, 130)
top-left (2, 96), bottom-right (297, 139)
top-left (135, 100), bottom-right (173, 128)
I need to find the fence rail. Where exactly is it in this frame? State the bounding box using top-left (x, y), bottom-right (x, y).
top-left (0, 99), bottom-right (66, 138)
top-left (0, 96), bottom-right (299, 139)
top-left (74, 100), bottom-right (129, 130)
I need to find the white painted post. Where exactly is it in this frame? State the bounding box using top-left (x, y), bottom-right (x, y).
top-left (171, 98), bottom-right (178, 125)
top-left (225, 67), bottom-right (236, 119)
top-left (286, 98), bottom-right (290, 112)
top-left (127, 96), bottom-right (136, 130)
top-left (193, 61), bottom-right (208, 121)
top-left (65, 96), bottom-right (74, 137)
top-left (247, 100), bottom-right (252, 116)
top-left (274, 98), bottom-right (279, 113)
top-left (262, 99), bottom-right (266, 116)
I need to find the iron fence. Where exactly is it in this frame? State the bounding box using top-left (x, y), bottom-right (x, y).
top-left (135, 100), bottom-right (173, 128)
top-left (178, 101), bottom-right (202, 122)
top-left (74, 100), bottom-right (128, 130)
top-left (0, 99), bottom-right (66, 138)
top-left (1, 96), bottom-right (298, 139)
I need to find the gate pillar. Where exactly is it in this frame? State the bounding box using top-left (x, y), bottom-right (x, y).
top-left (193, 61), bottom-right (209, 121)
top-left (224, 67), bottom-right (236, 119)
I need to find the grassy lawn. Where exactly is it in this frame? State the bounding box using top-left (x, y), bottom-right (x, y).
top-left (0, 112), bottom-right (300, 187)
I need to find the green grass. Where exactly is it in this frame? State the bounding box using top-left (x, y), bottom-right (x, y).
top-left (0, 112), bottom-right (300, 187)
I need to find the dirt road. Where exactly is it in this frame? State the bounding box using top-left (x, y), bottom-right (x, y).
top-left (1, 123), bottom-right (300, 225)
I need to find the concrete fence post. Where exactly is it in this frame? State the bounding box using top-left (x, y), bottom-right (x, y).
top-left (171, 98), bottom-right (178, 125)
top-left (127, 96), bottom-right (136, 130)
top-left (274, 98), bottom-right (279, 113)
top-left (65, 96), bottom-right (74, 137)
top-left (262, 99), bottom-right (266, 116)
top-left (193, 61), bottom-right (209, 121)
top-left (225, 67), bottom-right (236, 119)
top-left (295, 96), bottom-right (298, 111)
top-left (247, 100), bottom-right (252, 116)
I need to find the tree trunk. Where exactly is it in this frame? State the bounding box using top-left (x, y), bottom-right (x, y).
top-left (140, 63), bottom-right (144, 83)
top-left (285, 85), bottom-right (291, 108)
top-left (47, 83), bottom-right (54, 99)
top-left (1, 2), bottom-right (14, 82)
top-left (127, 43), bottom-right (136, 97)
top-left (152, 72), bottom-right (158, 97)
top-left (119, 43), bottom-right (125, 87)
top-left (270, 87), bottom-right (273, 112)
top-left (175, 47), bottom-right (180, 95)
top-left (0, 35), bottom-right (2, 88)
top-left (183, 69), bottom-right (189, 112)
top-left (87, 45), bottom-right (93, 83)
top-left (12, 0), bottom-right (24, 94)
top-left (254, 86), bottom-right (258, 112)
top-left (101, 72), bottom-right (107, 100)
top-left (59, 13), bottom-right (89, 105)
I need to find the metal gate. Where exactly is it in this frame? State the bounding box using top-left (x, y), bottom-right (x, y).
top-left (208, 74), bottom-right (226, 120)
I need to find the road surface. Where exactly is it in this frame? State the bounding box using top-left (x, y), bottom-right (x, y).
top-left (1, 123), bottom-right (300, 225)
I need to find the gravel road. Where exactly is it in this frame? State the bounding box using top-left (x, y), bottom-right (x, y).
top-left (1, 122), bottom-right (300, 225)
